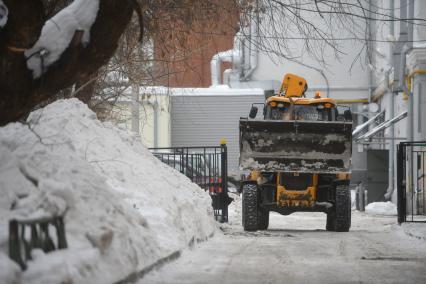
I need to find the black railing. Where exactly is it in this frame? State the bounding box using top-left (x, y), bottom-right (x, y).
top-left (397, 141), bottom-right (426, 223)
top-left (9, 215), bottom-right (68, 270)
top-left (149, 144), bottom-right (231, 222)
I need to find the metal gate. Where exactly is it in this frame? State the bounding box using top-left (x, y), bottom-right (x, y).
top-left (149, 145), bottom-right (231, 222)
top-left (397, 141), bottom-right (426, 223)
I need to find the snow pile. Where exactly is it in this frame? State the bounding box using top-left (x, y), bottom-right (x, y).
top-left (0, 254), bottom-right (20, 284)
top-left (0, 0), bottom-right (7, 28)
top-left (365, 201), bottom-right (397, 216)
top-left (25, 0), bottom-right (99, 78)
top-left (225, 192), bottom-right (242, 227)
top-left (0, 99), bottom-right (215, 283)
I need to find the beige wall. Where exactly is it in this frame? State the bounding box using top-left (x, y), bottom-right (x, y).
top-left (139, 94), bottom-right (171, 148)
top-left (109, 93), bottom-right (171, 148)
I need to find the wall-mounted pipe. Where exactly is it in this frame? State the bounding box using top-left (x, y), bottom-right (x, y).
top-left (357, 111), bottom-right (407, 140)
top-left (210, 30), bottom-right (244, 86)
top-left (210, 2), bottom-right (259, 86)
top-left (352, 111), bottom-right (384, 137)
top-left (210, 49), bottom-right (241, 86)
top-left (335, 99), bottom-right (369, 104)
top-left (131, 83), bottom-right (139, 134)
top-left (385, 0), bottom-right (394, 199)
top-left (392, 0), bottom-right (408, 92)
top-left (223, 69), bottom-right (232, 85)
top-left (242, 13), bottom-right (259, 80)
top-left (408, 0), bottom-right (414, 49)
top-left (387, 2), bottom-right (396, 197)
top-left (367, 0), bottom-right (374, 103)
top-left (405, 0), bottom-right (415, 210)
top-left (153, 100), bottom-right (159, 148)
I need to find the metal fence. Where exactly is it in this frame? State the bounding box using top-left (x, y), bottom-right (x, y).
top-left (397, 141), bottom-right (426, 223)
top-left (149, 145), bottom-right (231, 222)
top-left (9, 215), bottom-right (68, 270)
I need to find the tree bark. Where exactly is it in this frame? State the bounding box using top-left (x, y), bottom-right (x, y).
top-left (74, 71), bottom-right (99, 105)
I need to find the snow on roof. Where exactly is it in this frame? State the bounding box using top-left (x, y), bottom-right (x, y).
top-left (105, 85), bottom-right (265, 104)
top-left (168, 85), bottom-right (265, 97)
top-left (0, 99), bottom-right (215, 283)
top-left (116, 85), bottom-right (265, 99)
top-left (25, 0), bottom-right (100, 78)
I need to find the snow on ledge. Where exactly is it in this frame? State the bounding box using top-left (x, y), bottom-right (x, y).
top-left (0, 0), bottom-right (8, 28)
top-left (25, 0), bottom-right (100, 78)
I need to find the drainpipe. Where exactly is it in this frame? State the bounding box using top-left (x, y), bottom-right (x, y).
top-left (367, 0), bottom-right (374, 103)
top-left (407, 0), bottom-right (415, 208)
top-left (400, 46), bottom-right (415, 208)
top-left (396, 0), bottom-right (409, 145)
top-left (407, 0), bottom-right (414, 142)
top-left (131, 83), bottom-right (139, 134)
top-left (242, 12), bottom-right (259, 81)
top-left (408, 0), bottom-right (414, 140)
top-left (400, 0), bottom-right (414, 144)
top-left (153, 100), bottom-right (159, 148)
top-left (386, 0), bottom-right (395, 201)
top-left (408, 0), bottom-right (414, 49)
top-left (392, 0), bottom-right (415, 206)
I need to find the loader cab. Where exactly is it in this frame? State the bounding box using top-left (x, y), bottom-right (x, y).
top-left (264, 99), bottom-right (336, 122)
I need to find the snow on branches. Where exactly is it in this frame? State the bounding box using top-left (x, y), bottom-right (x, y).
top-left (0, 0), bottom-right (8, 28)
top-left (25, 0), bottom-right (100, 78)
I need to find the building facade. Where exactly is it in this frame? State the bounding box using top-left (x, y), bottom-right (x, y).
top-left (120, 1), bottom-right (426, 205)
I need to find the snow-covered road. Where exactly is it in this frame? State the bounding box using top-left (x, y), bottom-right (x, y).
top-left (142, 201), bottom-right (426, 284)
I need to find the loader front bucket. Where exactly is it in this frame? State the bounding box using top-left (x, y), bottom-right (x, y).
top-left (239, 120), bottom-right (352, 173)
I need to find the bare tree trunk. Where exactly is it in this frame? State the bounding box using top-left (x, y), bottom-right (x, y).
top-left (74, 71), bottom-right (99, 106)
top-left (0, 0), bottom-right (45, 51)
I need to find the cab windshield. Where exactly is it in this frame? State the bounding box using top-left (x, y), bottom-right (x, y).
top-left (266, 105), bottom-right (333, 121)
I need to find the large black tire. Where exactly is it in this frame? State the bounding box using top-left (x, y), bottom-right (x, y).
top-left (326, 185), bottom-right (351, 232)
top-left (258, 209), bottom-right (269, 230)
top-left (326, 210), bottom-right (335, 231)
top-left (242, 184), bottom-right (258, 231)
top-left (334, 185), bottom-right (351, 232)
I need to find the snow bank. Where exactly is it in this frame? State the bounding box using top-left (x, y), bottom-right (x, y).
top-left (0, 99), bottom-right (215, 283)
top-left (365, 201), bottom-right (397, 216)
top-left (0, 254), bottom-right (21, 284)
top-left (25, 0), bottom-right (99, 78)
top-left (0, 0), bottom-right (7, 28)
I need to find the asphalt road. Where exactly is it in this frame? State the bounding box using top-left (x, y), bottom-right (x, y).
top-left (141, 202), bottom-right (426, 284)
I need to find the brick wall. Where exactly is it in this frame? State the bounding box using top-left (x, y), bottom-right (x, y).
top-left (153, 1), bottom-right (239, 87)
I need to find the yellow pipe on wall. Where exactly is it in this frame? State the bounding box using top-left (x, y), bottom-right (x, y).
top-left (404, 69), bottom-right (426, 101)
top-left (408, 69), bottom-right (426, 78)
top-left (371, 70), bottom-right (426, 102)
top-left (335, 99), bottom-right (369, 104)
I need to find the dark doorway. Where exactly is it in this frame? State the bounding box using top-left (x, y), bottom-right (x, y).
top-left (367, 150), bottom-right (389, 204)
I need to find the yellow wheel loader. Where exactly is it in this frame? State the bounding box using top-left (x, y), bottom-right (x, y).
top-left (239, 74), bottom-right (353, 232)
